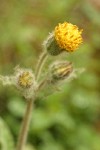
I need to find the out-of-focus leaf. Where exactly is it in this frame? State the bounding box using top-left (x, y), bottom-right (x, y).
top-left (7, 97), bottom-right (25, 117)
top-left (0, 117), bottom-right (14, 150)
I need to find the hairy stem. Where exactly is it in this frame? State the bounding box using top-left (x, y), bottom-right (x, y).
top-left (16, 98), bottom-right (34, 150)
top-left (37, 76), bottom-right (49, 92)
top-left (35, 51), bottom-right (48, 81)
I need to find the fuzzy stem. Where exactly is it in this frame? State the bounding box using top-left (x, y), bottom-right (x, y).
top-left (35, 51), bottom-right (48, 81)
top-left (16, 98), bottom-right (34, 150)
top-left (37, 78), bottom-right (48, 92)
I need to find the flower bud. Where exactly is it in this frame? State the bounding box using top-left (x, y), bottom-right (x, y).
top-left (50, 61), bottom-right (73, 82)
top-left (14, 67), bottom-right (37, 99)
top-left (18, 71), bottom-right (34, 89)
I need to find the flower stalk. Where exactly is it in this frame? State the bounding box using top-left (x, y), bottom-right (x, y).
top-left (16, 98), bottom-right (34, 150)
top-left (35, 51), bottom-right (48, 81)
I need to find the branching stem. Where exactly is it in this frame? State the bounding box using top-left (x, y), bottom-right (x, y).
top-left (35, 51), bottom-right (48, 81)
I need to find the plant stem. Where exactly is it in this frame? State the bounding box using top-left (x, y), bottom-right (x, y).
top-left (37, 77), bottom-right (48, 92)
top-left (16, 98), bottom-right (34, 150)
top-left (35, 51), bottom-right (48, 81)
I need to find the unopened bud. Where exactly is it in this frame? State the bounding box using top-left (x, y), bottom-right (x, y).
top-left (14, 67), bottom-right (37, 99)
top-left (18, 71), bottom-right (34, 88)
top-left (50, 61), bottom-right (73, 82)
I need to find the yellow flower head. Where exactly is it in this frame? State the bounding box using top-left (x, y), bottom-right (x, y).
top-left (54, 22), bottom-right (83, 52)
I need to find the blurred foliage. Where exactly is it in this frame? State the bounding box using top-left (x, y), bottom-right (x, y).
top-left (0, 0), bottom-right (100, 150)
top-left (0, 117), bottom-right (14, 150)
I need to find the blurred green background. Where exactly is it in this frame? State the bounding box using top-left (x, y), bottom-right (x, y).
top-left (0, 0), bottom-right (100, 150)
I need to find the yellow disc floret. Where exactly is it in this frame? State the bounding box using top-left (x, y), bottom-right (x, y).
top-left (18, 71), bottom-right (34, 88)
top-left (54, 22), bottom-right (83, 52)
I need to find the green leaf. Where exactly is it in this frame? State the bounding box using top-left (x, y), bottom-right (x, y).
top-left (0, 117), bottom-right (14, 150)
